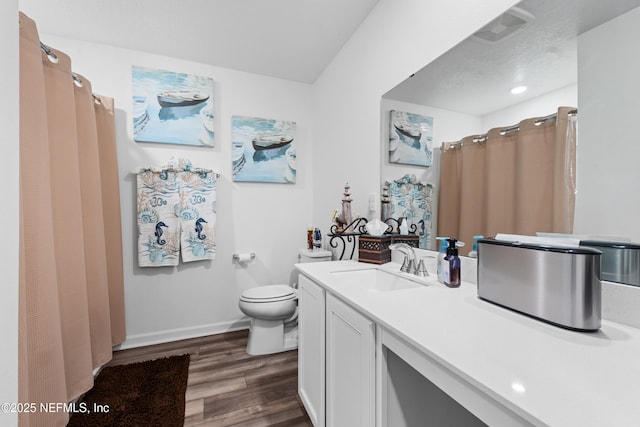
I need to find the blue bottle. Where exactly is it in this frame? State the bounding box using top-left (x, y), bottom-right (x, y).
top-left (445, 238), bottom-right (461, 288)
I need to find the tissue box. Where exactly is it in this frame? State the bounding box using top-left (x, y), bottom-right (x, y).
top-left (358, 235), bottom-right (392, 264)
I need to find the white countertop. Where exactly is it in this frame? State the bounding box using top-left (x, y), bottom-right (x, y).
top-left (296, 259), bottom-right (640, 427)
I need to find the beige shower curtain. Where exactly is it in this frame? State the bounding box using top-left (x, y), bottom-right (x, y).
top-left (438, 107), bottom-right (576, 250)
top-left (19, 12), bottom-right (125, 427)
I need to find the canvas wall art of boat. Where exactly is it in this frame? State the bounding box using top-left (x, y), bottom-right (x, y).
top-left (231, 115), bottom-right (297, 183)
top-left (389, 109), bottom-right (433, 167)
top-left (132, 66), bottom-right (215, 147)
top-left (251, 134), bottom-right (293, 150)
top-left (157, 90), bottom-right (210, 107)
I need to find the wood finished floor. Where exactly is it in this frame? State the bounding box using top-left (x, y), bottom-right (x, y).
top-left (108, 330), bottom-right (313, 426)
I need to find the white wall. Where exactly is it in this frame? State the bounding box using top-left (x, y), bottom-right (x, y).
top-left (311, 0), bottom-right (519, 234)
top-left (41, 35), bottom-right (314, 348)
top-left (1, 2), bottom-right (19, 425)
top-left (574, 7), bottom-right (640, 241)
top-left (481, 84), bottom-right (578, 130)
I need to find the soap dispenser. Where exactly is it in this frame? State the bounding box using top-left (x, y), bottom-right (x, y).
top-left (445, 238), bottom-right (463, 288)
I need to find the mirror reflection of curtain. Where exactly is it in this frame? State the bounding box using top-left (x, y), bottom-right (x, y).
top-left (438, 107), bottom-right (577, 251)
top-left (19, 12), bottom-right (125, 426)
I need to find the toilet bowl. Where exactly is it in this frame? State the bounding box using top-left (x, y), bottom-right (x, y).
top-left (238, 248), bottom-right (332, 356)
top-left (239, 284), bottom-right (298, 355)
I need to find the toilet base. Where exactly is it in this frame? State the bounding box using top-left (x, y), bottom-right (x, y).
top-left (246, 318), bottom-right (298, 356)
top-left (283, 321), bottom-right (298, 350)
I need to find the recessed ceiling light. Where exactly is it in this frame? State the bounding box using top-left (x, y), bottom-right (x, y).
top-left (511, 382), bottom-right (526, 393)
top-left (510, 85), bottom-right (528, 94)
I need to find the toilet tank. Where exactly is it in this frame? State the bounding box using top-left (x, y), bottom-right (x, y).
top-left (299, 248), bottom-right (332, 263)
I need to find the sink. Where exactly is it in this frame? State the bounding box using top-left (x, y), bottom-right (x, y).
top-left (331, 268), bottom-right (426, 292)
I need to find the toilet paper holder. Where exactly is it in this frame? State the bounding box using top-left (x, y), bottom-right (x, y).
top-left (233, 252), bottom-right (256, 262)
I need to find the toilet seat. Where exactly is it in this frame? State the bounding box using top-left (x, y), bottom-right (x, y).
top-left (240, 284), bottom-right (296, 303)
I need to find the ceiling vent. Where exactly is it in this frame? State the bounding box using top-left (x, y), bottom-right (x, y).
top-left (471, 6), bottom-right (535, 43)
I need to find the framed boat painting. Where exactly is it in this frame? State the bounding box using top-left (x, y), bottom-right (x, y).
top-left (132, 65), bottom-right (215, 147)
top-left (231, 115), bottom-right (297, 184)
top-left (389, 110), bottom-right (433, 167)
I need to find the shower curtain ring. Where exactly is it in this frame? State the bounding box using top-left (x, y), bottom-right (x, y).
top-left (40, 41), bottom-right (58, 63)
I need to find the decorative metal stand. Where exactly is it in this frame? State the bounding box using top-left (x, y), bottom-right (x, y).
top-left (328, 217), bottom-right (369, 260)
top-left (384, 217), bottom-right (417, 234)
top-left (328, 217), bottom-right (419, 260)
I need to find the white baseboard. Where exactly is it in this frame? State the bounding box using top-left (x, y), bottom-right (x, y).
top-left (115, 318), bottom-right (251, 350)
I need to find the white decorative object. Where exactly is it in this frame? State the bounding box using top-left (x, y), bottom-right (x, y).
top-left (365, 218), bottom-right (388, 236)
top-left (341, 183), bottom-right (353, 232)
top-left (399, 217), bottom-right (409, 235)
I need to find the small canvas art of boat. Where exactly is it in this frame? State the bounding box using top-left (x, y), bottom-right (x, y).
top-left (251, 134), bottom-right (293, 151)
top-left (389, 109), bottom-right (433, 167)
top-left (231, 115), bottom-right (297, 183)
top-left (157, 90), bottom-right (210, 107)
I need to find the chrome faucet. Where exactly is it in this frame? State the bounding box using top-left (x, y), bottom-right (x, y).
top-left (389, 243), bottom-right (430, 277)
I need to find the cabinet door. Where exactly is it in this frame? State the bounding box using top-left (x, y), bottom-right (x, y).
top-left (298, 274), bottom-right (326, 426)
top-left (326, 293), bottom-right (375, 427)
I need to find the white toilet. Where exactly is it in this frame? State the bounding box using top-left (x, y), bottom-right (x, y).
top-left (239, 248), bottom-right (332, 355)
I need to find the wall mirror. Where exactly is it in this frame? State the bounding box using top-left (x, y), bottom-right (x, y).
top-left (381, 0), bottom-right (640, 256)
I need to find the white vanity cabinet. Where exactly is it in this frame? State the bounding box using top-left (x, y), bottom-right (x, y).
top-left (325, 292), bottom-right (376, 427)
top-left (298, 274), bottom-right (326, 426)
top-left (298, 273), bottom-right (376, 427)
